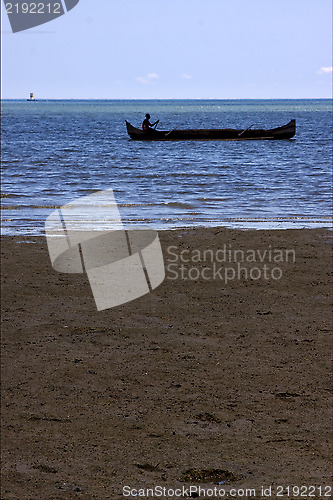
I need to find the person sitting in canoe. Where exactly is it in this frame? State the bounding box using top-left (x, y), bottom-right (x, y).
top-left (142, 114), bottom-right (159, 132)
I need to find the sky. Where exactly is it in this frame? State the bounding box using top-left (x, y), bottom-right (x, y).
top-left (1, 0), bottom-right (332, 99)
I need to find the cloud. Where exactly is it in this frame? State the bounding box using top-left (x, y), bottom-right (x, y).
top-left (181, 73), bottom-right (192, 80)
top-left (317, 66), bottom-right (333, 74)
top-left (136, 73), bottom-right (159, 85)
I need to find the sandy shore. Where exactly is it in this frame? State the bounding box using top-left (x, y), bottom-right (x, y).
top-left (1, 228), bottom-right (332, 499)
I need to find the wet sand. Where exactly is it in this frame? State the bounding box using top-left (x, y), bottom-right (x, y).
top-left (1, 228), bottom-right (332, 499)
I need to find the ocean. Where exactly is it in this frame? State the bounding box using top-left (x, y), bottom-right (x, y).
top-left (1, 99), bottom-right (332, 235)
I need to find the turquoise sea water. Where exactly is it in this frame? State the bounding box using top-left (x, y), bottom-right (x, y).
top-left (1, 99), bottom-right (332, 235)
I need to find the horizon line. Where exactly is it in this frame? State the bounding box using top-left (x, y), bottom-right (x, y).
top-left (1, 97), bottom-right (332, 101)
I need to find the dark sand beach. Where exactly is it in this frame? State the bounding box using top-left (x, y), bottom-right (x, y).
top-left (1, 228), bottom-right (332, 499)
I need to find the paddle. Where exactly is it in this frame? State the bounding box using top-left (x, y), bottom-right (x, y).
top-left (165, 127), bottom-right (178, 137)
top-left (238, 124), bottom-right (254, 137)
top-left (153, 120), bottom-right (159, 129)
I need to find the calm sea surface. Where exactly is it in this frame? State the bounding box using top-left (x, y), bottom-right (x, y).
top-left (1, 99), bottom-right (332, 235)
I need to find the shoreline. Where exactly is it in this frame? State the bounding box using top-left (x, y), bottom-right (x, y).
top-left (1, 218), bottom-right (333, 237)
top-left (1, 228), bottom-right (332, 499)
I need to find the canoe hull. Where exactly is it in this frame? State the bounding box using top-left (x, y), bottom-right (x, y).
top-left (125, 120), bottom-right (296, 141)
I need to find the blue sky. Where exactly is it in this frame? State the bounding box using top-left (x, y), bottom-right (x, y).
top-left (1, 0), bottom-right (332, 99)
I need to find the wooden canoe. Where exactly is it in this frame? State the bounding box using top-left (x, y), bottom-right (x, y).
top-left (125, 119), bottom-right (296, 141)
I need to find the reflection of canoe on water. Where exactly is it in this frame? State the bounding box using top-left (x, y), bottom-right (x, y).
top-left (125, 119), bottom-right (296, 141)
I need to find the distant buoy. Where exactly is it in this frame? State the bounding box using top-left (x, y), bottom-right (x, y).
top-left (27, 92), bottom-right (36, 101)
